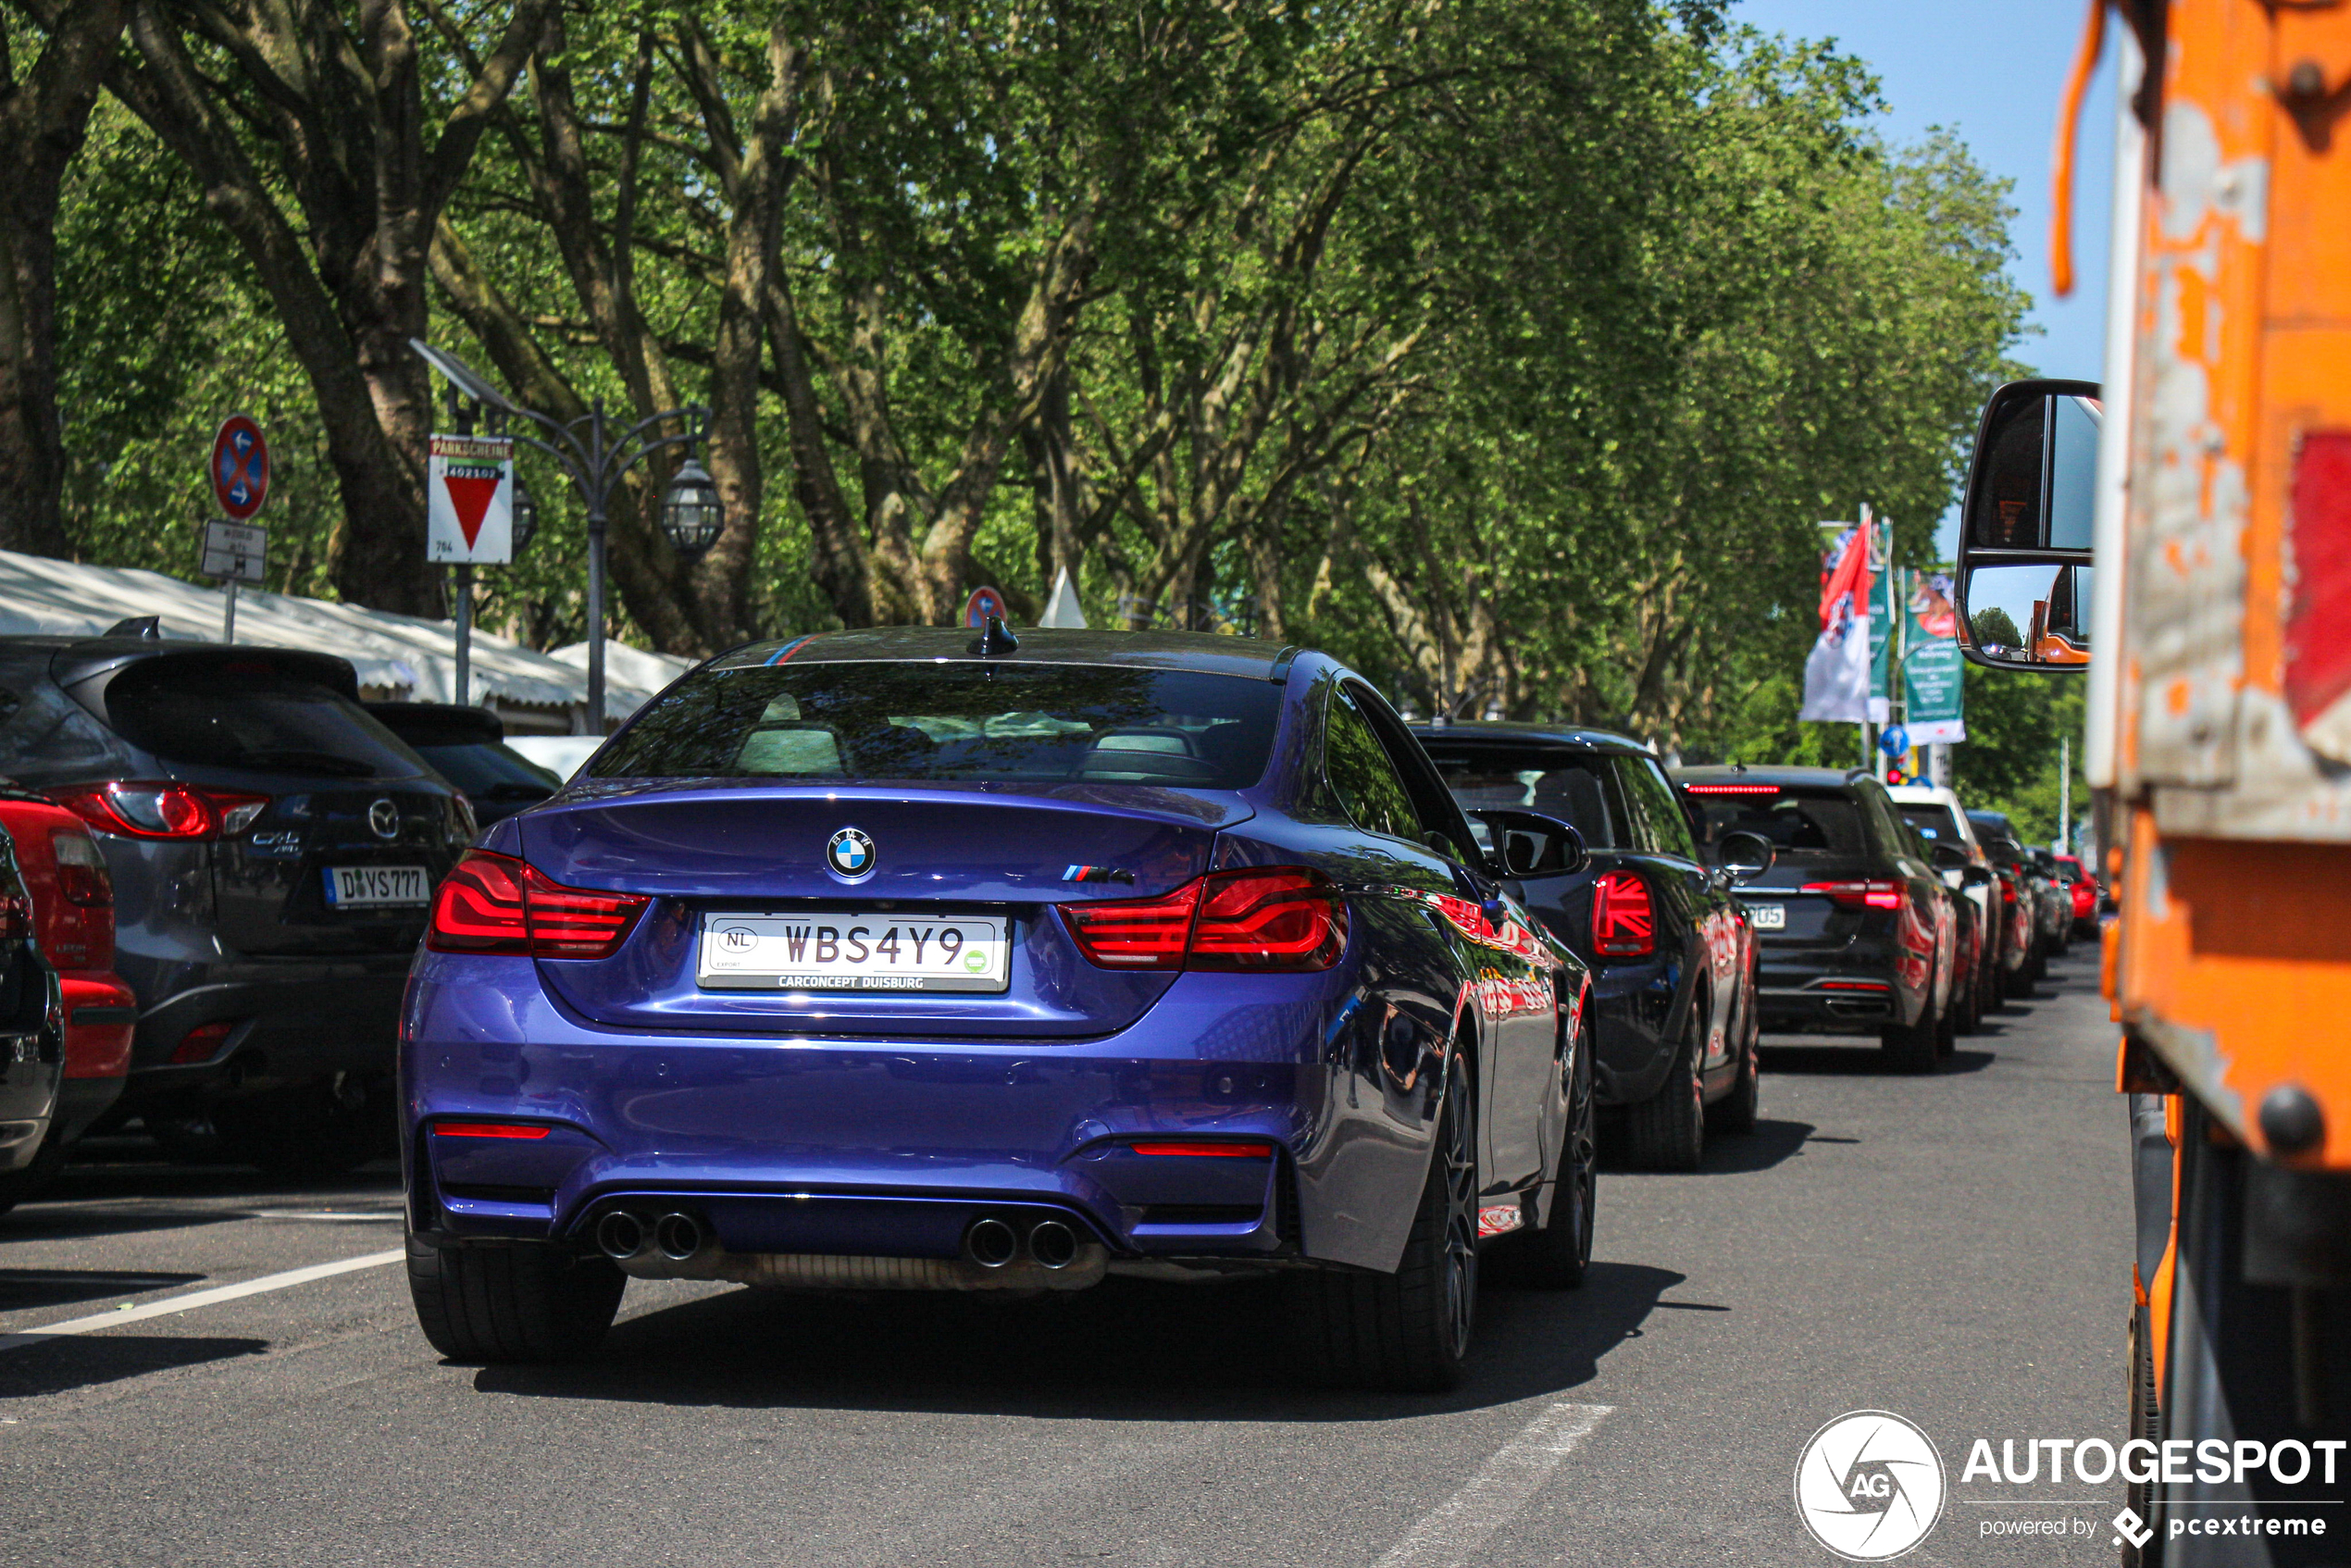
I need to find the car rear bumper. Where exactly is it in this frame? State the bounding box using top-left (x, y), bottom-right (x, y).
top-left (118, 954), bottom-right (412, 1105)
top-left (1754, 940), bottom-right (1916, 1032)
top-left (0, 1057), bottom-right (58, 1173)
top-left (402, 953), bottom-right (1424, 1276)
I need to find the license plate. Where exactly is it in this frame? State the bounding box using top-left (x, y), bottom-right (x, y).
top-left (697, 912), bottom-right (1010, 993)
top-left (323, 865), bottom-right (429, 908)
top-left (1748, 903), bottom-right (1786, 931)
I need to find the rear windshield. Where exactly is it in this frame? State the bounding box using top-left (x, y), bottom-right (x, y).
top-left (413, 741), bottom-right (559, 802)
top-left (103, 662), bottom-right (422, 779)
top-left (1422, 746), bottom-right (1623, 848)
top-left (1688, 787), bottom-right (1866, 859)
top-left (591, 664), bottom-right (1281, 788)
top-left (1897, 803), bottom-right (1965, 844)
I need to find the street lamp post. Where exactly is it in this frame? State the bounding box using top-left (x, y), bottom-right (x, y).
top-left (411, 340), bottom-right (715, 732)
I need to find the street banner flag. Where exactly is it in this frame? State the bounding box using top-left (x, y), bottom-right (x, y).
top-left (1903, 570), bottom-right (1968, 743)
top-left (1801, 527), bottom-right (1872, 722)
top-left (427, 433), bottom-right (515, 565)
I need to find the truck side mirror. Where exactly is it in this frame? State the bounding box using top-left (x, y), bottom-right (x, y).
top-left (1955, 378), bottom-right (2099, 673)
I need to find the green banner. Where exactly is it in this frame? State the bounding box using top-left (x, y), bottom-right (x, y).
top-left (1901, 570), bottom-right (1966, 743)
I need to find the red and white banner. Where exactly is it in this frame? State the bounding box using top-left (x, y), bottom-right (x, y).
top-left (1800, 526), bottom-right (1872, 723)
top-left (427, 433), bottom-right (515, 565)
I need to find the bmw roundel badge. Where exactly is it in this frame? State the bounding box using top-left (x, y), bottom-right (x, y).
top-left (826, 827), bottom-right (877, 880)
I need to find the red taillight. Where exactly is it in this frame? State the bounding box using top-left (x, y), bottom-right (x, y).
top-left (1802, 879), bottom-right (1904, 911)
top-left (170, 1019), bottom-right (236, 1064)
top-left (432, 1122), bottom-right (551, 1139)
top-left (2000, 879), bottom-right (2019, 904)
top-left (1128, 1141), bottom-right (1275, 1158)
top-left (1060, 867), bottom-right (1346, 972)
top-left (426, 850), bottom-right (649, 960)
top-left (50, 782), bottom-right (268, 840)
top-left (49, 829), bottom-right (112, 908)
top-left (1818, 979), bottom-right (1891, 992)
top-left (1591, 869), bottom-right (1654, 958)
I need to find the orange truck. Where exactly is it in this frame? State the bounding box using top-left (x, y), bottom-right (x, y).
top-left (1952, 3), bottom-right (2351, 1561)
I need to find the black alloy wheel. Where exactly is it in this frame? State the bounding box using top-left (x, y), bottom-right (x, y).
top-left (1623, 1011), bottom-right (1707, 1171)
top-left (1285, 1054), bottom-right (1478, 1391)
top-left (1515, 1027), bottom-right (1597, 1288)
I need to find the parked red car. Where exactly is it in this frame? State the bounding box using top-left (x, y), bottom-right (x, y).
top-left (0, 790), bottom-right (136, 1210)
top-left (2054, 852), bottom-right (2100, 938)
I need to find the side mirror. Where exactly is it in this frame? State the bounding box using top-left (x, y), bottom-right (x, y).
top-left (1961, 864), bottom-right (1995, 888)
top-left (1717, 829), bottom-right (1775, 885)
top-left (1955, 378), bottom-right (2098, 672)
top-left (1467, 809), bottom-right (1587, 878)
top-left (1931, 842), bottom-right (1971, 873)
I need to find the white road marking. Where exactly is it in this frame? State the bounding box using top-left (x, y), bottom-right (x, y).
top-left (0, 1250), bottom-right (404, 1354)
top-left (1375, 1400), bottom-right (1614, 1568)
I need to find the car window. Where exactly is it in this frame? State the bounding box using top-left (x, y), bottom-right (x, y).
top-left (411, 740), bottom-right (560, 800)
top-left (1897, 802), bottom-right (1965, 846)
top-left (1421, 745), bottom-right (1623, 849)
top-left (592, 664), bottom-right (1279, 787)
top-left (1614, 755), bottom-right (1698, 860)
top-left (0, 672), bottom-right (123, 781)
top-left (1324, 685), bottom-right (1422, 843)
top-left (1855, 784), bottom-right (1914, 863)
top-left (1688, 786), bottom-right (1868, 859)
top-left (101, 660), bottom-right (420, 778)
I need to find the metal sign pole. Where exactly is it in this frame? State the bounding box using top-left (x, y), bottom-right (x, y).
top-left (454, 564), bottom-right (473, 705)
top-left (223, 581), bottom-right (237, 644)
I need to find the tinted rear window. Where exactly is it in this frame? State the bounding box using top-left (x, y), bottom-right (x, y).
top-left (413, 741), bottom-right (559, 802)
top-left (103, 662), bottom-right (421, 778)
top-left (1689, 788), bottom-right (1867, 859)
top-left (591, 664), bottom-right (1280, 787)
top-left (1897, 803), bottom-right (1964, 844)
top-left (1422, 746), bottom-right (1623, 849)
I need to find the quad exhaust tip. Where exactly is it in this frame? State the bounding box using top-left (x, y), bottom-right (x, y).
top-left (654, 1212), bottom-right (706, 1262)
top-left (1027, 1219), bottom-right (1078, 1270)
top-left (964, 1216), bottom-right (1019, 1269)
top-left (595, 1210), bottom-right (647, 1262)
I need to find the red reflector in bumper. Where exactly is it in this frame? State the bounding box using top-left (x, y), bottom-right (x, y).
top-left (1817, 980), bottom-right (1891, 992)
top-left (1128, 1141), bottom-right (1274, 1158)
top-left (432, 1123), bottom-right (552, 1139)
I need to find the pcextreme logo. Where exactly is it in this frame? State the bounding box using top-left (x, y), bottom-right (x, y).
top-left (1794, 1411), bottom-right (1947, 1561)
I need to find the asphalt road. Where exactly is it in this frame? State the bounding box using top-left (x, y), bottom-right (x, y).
top-left (0, 948), bottom-right (2133, 1567)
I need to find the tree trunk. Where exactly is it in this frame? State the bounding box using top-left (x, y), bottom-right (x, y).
top-left (0, 0), bottom-right (131, 559)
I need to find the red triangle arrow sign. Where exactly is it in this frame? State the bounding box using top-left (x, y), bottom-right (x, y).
top-left (442, 473), bottom-right (500, 548)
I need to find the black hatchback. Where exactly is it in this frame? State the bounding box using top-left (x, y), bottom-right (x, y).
top-left (1674, 765), bottom-right (1959, 1072)
top-left (0, 638), bottom-right (471, 1168)
top-left (1415, 723), bottom-right (1761, 1170)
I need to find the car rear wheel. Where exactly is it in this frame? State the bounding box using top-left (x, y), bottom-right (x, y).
top-left (406, 1230), bottom-right (626, 1363)
top-left (1881, 994), bottom-right (1942, 1075)
top-left (1706, 1003), bottom-right (1759, 1137)
top-left (1514, 1032), bottom-right (1596, 1288)
top-left (1284, 1057), bottom-right (1477, 1391)
top-left (214, 1076), bottom-right (394, 1176)
top-left (1622, 1015), bottom-right (1705, 1171)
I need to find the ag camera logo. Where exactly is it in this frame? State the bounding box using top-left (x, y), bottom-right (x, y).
top-left (1795, 1411), bottom-right (1947, 1561)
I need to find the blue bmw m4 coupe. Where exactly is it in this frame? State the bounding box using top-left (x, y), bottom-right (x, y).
top-left (402, 627), bottom-right (1593, 1390)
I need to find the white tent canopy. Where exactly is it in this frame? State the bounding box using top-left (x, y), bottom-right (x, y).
top-left (0, 548), bottom-right (659, 727)
top-left (549, 641), bottom-right (697, 696)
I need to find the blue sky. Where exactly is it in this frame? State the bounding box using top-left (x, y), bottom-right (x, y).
top-left (1733, 0), bottom-right (2118, 553)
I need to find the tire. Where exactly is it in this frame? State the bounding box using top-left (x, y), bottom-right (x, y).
top-left (1514, 1028), bottom-right (1596, 1288)
top-left (1881, 994), bottom-right (1941, 1075)
top-left (2123, 1302), bottom-right (2162, 1568)
top-left (1285, 1058), bottom-right (1478, 1392)
top-left (1706, 1006), bottom-right (1759, 1136)
top-left (406, 1229), bottom-right (626, 1363)
top-left (0, 1124), bottom-right (69, 1215)
top-left (2005, 943), bottom-right (2038, 999)
top-left (1934, 980), bottom-right (1959, 1060)
top-left (1622, 1015), bottom-right (1705, 1171)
